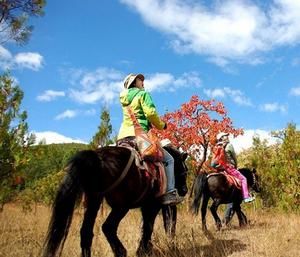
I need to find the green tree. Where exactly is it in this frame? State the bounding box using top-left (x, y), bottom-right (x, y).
top-left (0, 0), bottom-right (46, 45)
top-left (90, 107), bottom-right (113, 148)
top-left (238, 123), bottom-right (300, 212)
top-left (0, 72), bottom-right (35, 205)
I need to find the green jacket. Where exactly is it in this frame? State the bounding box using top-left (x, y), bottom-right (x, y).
top-left (224, 143), bottom-right (238, 168)
top-left (117, 87), bottom-right (165, 140)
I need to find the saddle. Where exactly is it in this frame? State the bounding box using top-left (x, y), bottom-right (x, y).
top-left (117, 140), bottom-right (167, 198)
top-left (207, 171), bottom-right (242, 190)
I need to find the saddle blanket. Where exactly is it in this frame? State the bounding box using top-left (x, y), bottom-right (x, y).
top-left (208, 172), bottom-right (241, 189)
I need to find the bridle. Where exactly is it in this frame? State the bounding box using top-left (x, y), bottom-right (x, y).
top-left (251, 171), bottom-right (259, 191)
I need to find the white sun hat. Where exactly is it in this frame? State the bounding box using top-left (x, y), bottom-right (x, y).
top-left (216, 132), bottom-right (229, 141)
top-left (123, 73), bottom-right (144, 89)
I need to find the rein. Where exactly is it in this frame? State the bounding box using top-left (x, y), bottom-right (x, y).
top-left (251, 171), bottom-right (257, 187)
top-left (100, 149), bottom-right (135, 195)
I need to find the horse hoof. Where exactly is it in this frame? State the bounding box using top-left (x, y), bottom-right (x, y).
top-left (81, 248), bottom-right (91, 257)
top-left (137, 242), bottom-right (153, 257)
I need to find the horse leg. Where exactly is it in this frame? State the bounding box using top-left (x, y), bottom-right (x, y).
top-left (80, 193), bottom-right (103, 257)
top-left (210, 200), bottom-right (222, 231)
top-left (201, 194), bottom-right (209, 232)
top-left (223, 203), bottom-right (235, 225)
top-left (234, 203), bottom-right (247, 227)
top-left (137, 205), bottom-right (161, 257)
top-left (162, 205), bottom-right (177, 238)
top-left (102, 208), bottom-right (129, 257)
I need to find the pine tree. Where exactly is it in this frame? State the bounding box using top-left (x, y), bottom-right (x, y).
top-left (0, 72), bottom-right (35, 203)
top-left (90, 107), bottom-right (113, 148)
top-left (0, 0), bottom-right (46, 45)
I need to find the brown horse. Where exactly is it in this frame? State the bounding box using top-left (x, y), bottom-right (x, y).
top-left (42, 145), bottom-right (188, 257)
top-left (191, 168), bottom-right (260, 232)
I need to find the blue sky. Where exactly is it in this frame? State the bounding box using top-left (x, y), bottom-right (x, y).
top-left (1, 0), bottom-right (300, 152)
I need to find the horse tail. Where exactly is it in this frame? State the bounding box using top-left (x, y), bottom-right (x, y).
top-left (191, 173), bottom-right (207, 215)
top-left (42, 150), bottom-right (102, 257)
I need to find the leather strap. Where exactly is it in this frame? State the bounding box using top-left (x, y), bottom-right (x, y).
top-left (100, 149), bottom-right (135, 194)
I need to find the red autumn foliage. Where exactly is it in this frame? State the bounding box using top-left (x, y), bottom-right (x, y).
top-left (154, 95), bottom-right (243, 172)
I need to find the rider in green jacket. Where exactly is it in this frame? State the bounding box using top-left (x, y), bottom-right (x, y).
top-left (117, 73), bottom-right (184, 205)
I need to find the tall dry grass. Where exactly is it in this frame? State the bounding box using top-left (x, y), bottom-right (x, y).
top-left (0, 203), bottom-right (299, 257)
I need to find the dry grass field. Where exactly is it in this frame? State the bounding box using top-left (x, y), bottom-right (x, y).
top-left (0, 202), bottom-right (299, 257)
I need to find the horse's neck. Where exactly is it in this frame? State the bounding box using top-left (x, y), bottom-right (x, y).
top-left (239, 169), bottom-right (252, 184)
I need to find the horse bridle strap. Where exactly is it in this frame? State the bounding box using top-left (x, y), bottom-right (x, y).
top-left (101, 149), bottom-right (135, 195)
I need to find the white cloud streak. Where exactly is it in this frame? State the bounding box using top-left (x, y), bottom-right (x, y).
top-left (260, 102), bottom-right (287, 113)
top-left (55, 110), bottom-right (78, 120)
top-left (14, 52), bottom-right (44, 70)
top-left (120, 0), bottom-right (300, 65)
top-left (65, 68), bottom-right (202, 105)
top-left (145, 71), bottom-right (201, 92)
top-left (54, 108), bottom-right (96, 120)
top-left (0, 45), bottom-right (44, 71)
top-left (289, 87), bottom-right (300, 96)
top-left (67, 67), bottom-right (124, 104)
top-left (37, 90), bottom-right (65, 102)
top-left (204, 87), bottom-right (253, 106)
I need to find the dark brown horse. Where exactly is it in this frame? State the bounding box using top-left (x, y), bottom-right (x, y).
top-left (191, 168), bottom-right (260, 232)
top-left (42, 145), bottom-right (188, 257)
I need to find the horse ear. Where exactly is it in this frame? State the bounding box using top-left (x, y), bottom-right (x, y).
top-left (181, 152), bottom-right (188, 161)
top-left (252, 168), bottom-right (257, 174)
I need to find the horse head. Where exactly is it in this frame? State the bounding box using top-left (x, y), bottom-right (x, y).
top-left (164, 146), bottom-right (189, 197)
top-left (251, 168), bottom-right (261, 193)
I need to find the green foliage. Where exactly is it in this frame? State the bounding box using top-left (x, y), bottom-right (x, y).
top-left (0, 0), bottom-right (46, 45)
top-left (17, 143), bottom-right (88, 206)
top-left (90, 107), bottom-right (113, 148)
top-left (23, 143), bottom-right (88, 184)
top-left (238, 123), bottom-right (300, 213)
top-left (20, 170), bottom-right (65, 206)
top-left (0, 72), bottom-right (35, 205)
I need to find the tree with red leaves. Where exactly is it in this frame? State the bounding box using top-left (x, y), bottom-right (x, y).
top-left (155, 95), bottom-right (243, 173)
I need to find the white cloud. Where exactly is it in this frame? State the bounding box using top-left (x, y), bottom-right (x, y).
top-left (289, 87), bottom-right (300, 96)
top-left (67, 67), bottom-right (124, 104)
top-left (0, 45), bottom-right (12, 59)
top-left (54, 108), bottom-right (96, 120)
top-left (14, 52), bottom-right (44, 71)
top-left (33, 131), bottom-right (86, 144)
top-left (65, 67), bottom-right (201, 104)
top-left (204, 87), bottom-right (253, 106)
top-left (145, 71), bottom-right (201, 92)
top-left (204, 88), bottom-right (226, 98)
top-left (260, 102), bottom-right (287, 113)
top-left (0, 45), bottom-right (44, 71)
top-left (55, 110), bottom-right (78, 120)
top-left (0, 45), bottom-right (13, 69)
top-left (121, 0), bottom-right (300, 65)
top-left (37, 90), bottom-right (65, 102)
top-left (231, 129), bottom-right (279, 153)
